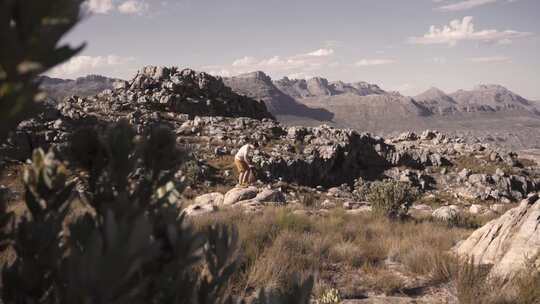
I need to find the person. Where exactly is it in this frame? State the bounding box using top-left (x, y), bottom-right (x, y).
top-left (234, 142), bottom-right (258, 187)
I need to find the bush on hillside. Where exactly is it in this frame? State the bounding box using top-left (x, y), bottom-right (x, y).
top-left (367, 180), bottom-right (419, 220)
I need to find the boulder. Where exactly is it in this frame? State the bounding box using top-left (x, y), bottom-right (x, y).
top-left (432, 205), bottom-right (459, 221)
top-left (456, 194), bottom-right (540, 278)
top-left (184, 202), bottom-right (218, 216)
top-left (254, 188), bottom-right (286, 203)
top-left (469, 204), bottom-right (488, 215)
top-left (223, 186), bottom-right (258, 205)
top-left (194, 192), bottom-right (224, 206)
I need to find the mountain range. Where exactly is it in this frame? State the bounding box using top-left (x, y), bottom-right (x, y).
top-left (38, 70), bottom-right (540, 148)
top-left (224, 72), bottom-right (540, 149)
top-left (37, 75), bottom-right (125, 102)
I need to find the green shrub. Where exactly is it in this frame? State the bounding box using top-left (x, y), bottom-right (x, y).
top-left (367, 180), bottom-right (419, 219)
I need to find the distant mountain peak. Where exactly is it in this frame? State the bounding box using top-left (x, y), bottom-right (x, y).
top-left (474, 84), bottom-right (508, 91)
top-left (236, 71), bottom-right (272, 83)
top-left (450, 83), bottom-right (532, 110)
top-left (426, 86), bottom-right (446, 94)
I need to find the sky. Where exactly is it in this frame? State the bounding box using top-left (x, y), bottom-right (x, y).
top-left (49, 0), bottom-right (540, 99)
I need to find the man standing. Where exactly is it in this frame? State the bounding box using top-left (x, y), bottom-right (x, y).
top-left (234, 143), bottom-right (257, 187)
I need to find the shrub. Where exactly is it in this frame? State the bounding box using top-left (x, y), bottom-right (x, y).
top-left (367, 180), bottom-right (419, 219)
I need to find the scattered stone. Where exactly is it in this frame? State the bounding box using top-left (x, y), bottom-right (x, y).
top-left (223, 186), bottom-right (258, 205)
top-left (253, 189), bottom-right (286, 204)
top-left (432, 205), bottom-right (459, 221)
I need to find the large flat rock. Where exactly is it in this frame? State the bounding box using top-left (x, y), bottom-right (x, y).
top-left (456, 193), bottom-right (540, 278)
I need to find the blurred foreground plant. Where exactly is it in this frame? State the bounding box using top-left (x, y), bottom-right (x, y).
top-left (0, 0), bottom-right (85, 142)
top-left (1, 122), bottom-right (313, 303)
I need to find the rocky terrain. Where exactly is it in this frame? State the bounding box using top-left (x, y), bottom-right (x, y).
top-left (4, 66), bottom-right (539, 303)
top-left (39, 71), bottom-right (540, 150)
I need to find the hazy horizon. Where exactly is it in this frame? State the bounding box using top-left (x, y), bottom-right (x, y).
top-left (49, 0), bottom-right (540, 100)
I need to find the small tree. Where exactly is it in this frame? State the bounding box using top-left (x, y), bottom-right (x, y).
top-left (367, 179), bottom-right (419, 220)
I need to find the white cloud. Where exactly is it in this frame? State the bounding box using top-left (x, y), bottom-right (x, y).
top-left (48, 55), bottom-right (135, 78)
top-left (307, 48), bottom-right (335, 57)
top-left (118, 0), bottom-right (149, 15)
top-left (203, 48), bottom-right (337, 78)
top-left (409, 16), bottom-right (532, 46)
top-left (436, 0), bottom-right (520, 11)
top-left (436, 0), bottom-right (497, 12)
top-left (355, 59), bottom-right (396, 67)
top-left (229, 48), bottom-right (335, 72)
top-left (232, 56), bottom-right (258, 67)
top-left (287, 72), bottom-right (314, 80)
top-left (83, 0), bottom-right (114, 14)
top-left (468, 56), bottom-right (511, 63)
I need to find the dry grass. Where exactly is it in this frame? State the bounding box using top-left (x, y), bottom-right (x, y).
top-left (191, 207), bottom-right (473, 296)
top-left (361, 265), bottom-right (406, 295)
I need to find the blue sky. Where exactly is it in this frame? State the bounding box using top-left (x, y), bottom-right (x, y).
top-left (50, 0), bottom-right (540, 99)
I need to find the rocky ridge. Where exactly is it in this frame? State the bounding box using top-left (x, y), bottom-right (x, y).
top-left (223, 71), bottom-right (333, 121)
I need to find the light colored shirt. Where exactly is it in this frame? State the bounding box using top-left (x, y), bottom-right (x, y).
top-left (235, 144), bottom-right (254, 164)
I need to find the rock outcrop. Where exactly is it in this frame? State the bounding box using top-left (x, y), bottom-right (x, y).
top-left (456, 194), bottom-right (540, 278)
top-left (223, 71), bottom-right (334, 121)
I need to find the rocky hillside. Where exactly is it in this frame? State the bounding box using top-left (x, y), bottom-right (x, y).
top-left (38, 74), bottom-right (124, 101)
top-left (450, 84), bottom-right (536, 113)
top-left (223, 72), bottom-right (333, 121)
top-left (273, 77), bottom-right (386, 98)
top-left (414, 87), bottom-right (459, 115)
